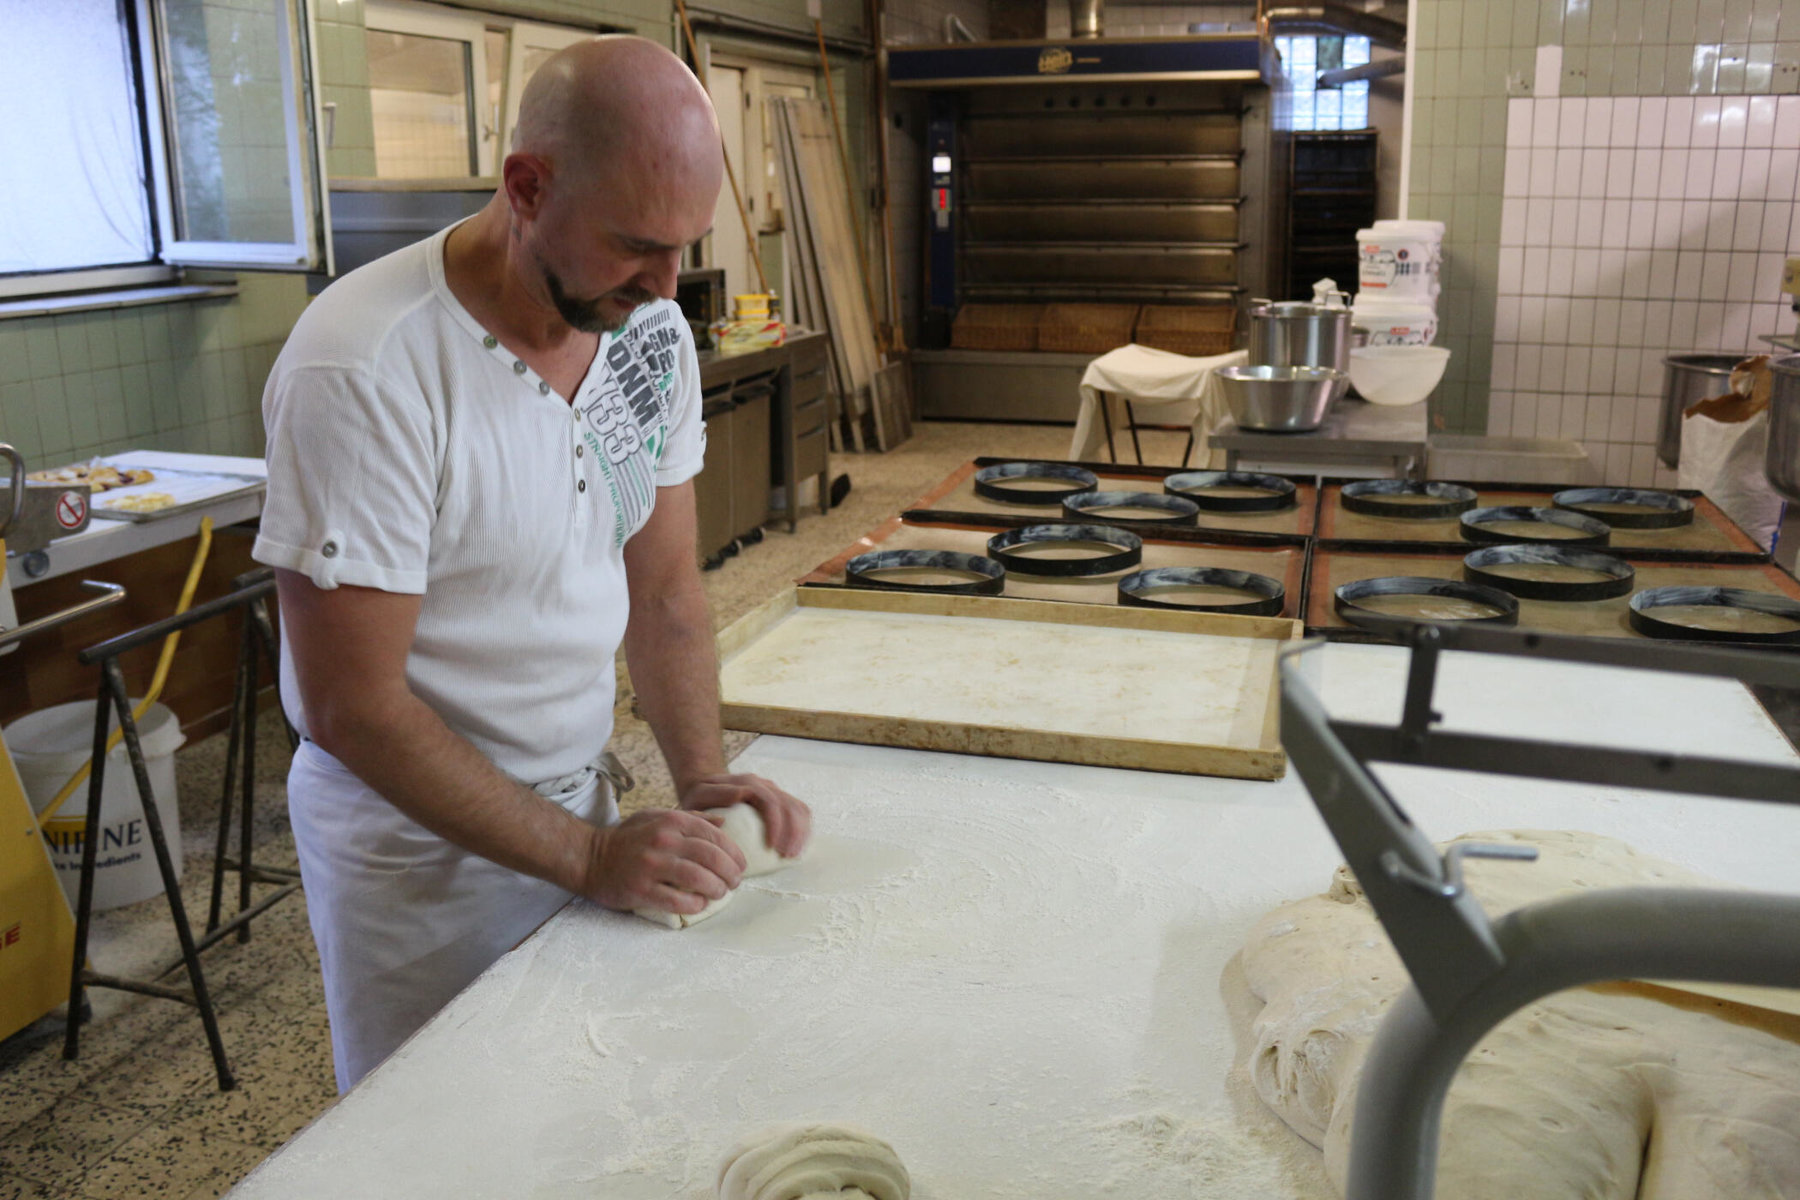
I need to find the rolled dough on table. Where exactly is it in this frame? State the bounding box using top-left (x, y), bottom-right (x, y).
top-left (634, 804), bottom-right (800, 929)
top-left (1243, 829), bottom-right (1800, 1198)
top-left (715, 1123), bottom-right (909, 1200)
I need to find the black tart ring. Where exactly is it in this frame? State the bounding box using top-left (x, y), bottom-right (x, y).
top-left (1340, 479), bottom-right (1479, 520)
top-left (1163, 471), bottom-right (1298, 513)
top-left (1552, 487), bottom-right (1696, 529)
top-left (1462, 545), bottom-right (1635, 601)
top-left (1062, 490), bottom-right (1201, 526)
top-left (985, 523), bottom-right (1143, 577)
top-left (844, 550), bottom-right (1006, 596)
top-left (1627, 586), bottom-right (1800, 643)
top-left (1117, 566), bottom-right (1285, 614)
top-left (972, 461), bottom-right (1100, 505)
top-left (1335, 575), bottom-right (1521, 629)
top-left (1460, 505), bottom-right (1611, 547)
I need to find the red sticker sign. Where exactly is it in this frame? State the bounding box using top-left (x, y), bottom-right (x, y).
top-left (56, 490), bottom-right (87, 530)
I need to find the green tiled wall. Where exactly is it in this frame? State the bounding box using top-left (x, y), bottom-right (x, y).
top-left (1408, 0), bottom-right (1800, 434)
top-left (0, 277), bottom-right (309, 468)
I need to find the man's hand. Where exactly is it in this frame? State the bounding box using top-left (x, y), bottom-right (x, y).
top-left (583, 809), bottom-right (747, 916)
top-left (679, 773), bottom-right (812, 859)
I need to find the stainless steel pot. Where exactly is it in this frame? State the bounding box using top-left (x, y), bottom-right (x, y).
top-left (1658, 353), bottom-right (1739, 468)
top-left (1216, 364), bottom-right (1350, 432)
top-left (1768, 355), bottom-right (1800, 504)
top-left (1246, 301), bottom-right (1352, 373)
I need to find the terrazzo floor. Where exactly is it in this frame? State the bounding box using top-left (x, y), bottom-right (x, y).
top-left (1, 419), bottom-right (1186, 1199)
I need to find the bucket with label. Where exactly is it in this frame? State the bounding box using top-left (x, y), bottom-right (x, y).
top-left (1356, 225), bottom-right (1439, 301)
top-left (4, 700), bottom-right (185, 910)
top-left (1352, 296), bottom-right (1440, 347)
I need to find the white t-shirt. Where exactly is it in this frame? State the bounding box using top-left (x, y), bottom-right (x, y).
top-left (254, 223), bottom-right (706, 784)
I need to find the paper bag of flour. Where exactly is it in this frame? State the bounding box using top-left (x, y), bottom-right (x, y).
top-left (1678, 356), bottom-right (1786, 550)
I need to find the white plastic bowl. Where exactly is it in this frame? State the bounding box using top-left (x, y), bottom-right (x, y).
top-left (1349, 344), bottom-right (1452, 407)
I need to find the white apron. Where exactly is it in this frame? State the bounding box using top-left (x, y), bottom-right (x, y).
top-left (287, 740), bottom-right (619, 1091)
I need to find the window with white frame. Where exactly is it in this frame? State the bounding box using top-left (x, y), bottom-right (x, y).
top-left (362, 0), bottom-right (597, 181)
top-left (0, 0), bottom-right (331, 299)
top-left (1277, 34), bottom-right (1372, 132)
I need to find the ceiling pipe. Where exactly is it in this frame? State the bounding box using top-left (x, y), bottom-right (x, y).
top-left (1316, 56), bottom-right (1406, 87)
top-left (1070, 0), bottom-right (1105, 39)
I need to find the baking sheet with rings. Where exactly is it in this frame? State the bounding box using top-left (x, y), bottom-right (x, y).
top-left (910, 460), bottom-right (1319, 536)
top-left (1315, 483), bottom-right (1762, 556)
top-left (804, 519), bottom-right (1307, 616)
top-left (1308, 549), bottom-right (1800, 637)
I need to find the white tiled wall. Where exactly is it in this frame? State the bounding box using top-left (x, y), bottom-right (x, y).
top-left (1489, 94), bottom-right (1800, 487)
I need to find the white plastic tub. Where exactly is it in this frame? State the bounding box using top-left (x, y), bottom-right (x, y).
top-left (5, 700), bottom-right (185, 910)
top-left (1352, 295), bottom-right (1439, 346)
top-left (1356, 224), bottom-right (1439, 300)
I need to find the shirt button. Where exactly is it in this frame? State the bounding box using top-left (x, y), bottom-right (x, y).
top-left (575, 445), bottom-right (584, 458)
top-left (482, 335), bottom-right (497, 349)
top-left (321, 541), bottom-right (339, 558)
top-left (538, 381), bottom-right (550, 395)
top-left (513, 360), bottom-right (527, 374)
top-left (577, 480), bottom-right (587, 493)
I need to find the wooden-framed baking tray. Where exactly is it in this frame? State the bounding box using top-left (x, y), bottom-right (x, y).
top-left (909, 457), bottom-right (1319, 538)
top-left (1306, 544), bottom-right (1800, 642)
top-left (1313, 478), bottom-right (1767, 561)
top-left (801, 513), bottom-right (1309, 618)
top-left (717, 586), bottom-right (1299, 780)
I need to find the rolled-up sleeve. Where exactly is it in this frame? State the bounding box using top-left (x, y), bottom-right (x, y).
top-left (654, 333), bottom-right (706, 488)
top-left (253, 363), bottom-right (437, 593)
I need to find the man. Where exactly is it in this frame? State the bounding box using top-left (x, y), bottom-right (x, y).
top-left (254, 36), bottom-right (811, 1091)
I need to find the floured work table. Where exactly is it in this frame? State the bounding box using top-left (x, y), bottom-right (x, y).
top-left (225, 643), bottom-right (1800, 1199)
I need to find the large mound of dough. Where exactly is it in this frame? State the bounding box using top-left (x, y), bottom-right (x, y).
top-left (715, 1123), bottom-right (909, 1200)
top-left (1242, 830), bottom-right (1800, 1198)
top-left (635, 804), bottom-right (801, 929)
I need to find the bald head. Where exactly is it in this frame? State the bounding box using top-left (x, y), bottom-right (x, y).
top-left (512, 35), bottom-right (721, 190)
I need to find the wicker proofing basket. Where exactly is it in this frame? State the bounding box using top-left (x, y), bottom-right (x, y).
top-left (1133, 304), bottom-right (1238, 357)
top-left (1037, 303), bottom-right (1142, 354)
top-left (950, 304), bottom-right (1044, 351)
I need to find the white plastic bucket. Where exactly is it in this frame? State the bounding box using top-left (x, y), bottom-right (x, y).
top-left (5, 700), bottom-right (186, 911)
top-left (1356, 225), bottom-right (1439, 300)
top-left (1352, 296), bottom-right (1440, 346)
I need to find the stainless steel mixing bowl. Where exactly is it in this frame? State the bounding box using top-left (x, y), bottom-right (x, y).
top-left (1216, 365), bottom-right (1350, 432)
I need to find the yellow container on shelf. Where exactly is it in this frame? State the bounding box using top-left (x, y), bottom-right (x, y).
top-left (733, 293), bottom-right (772, 320)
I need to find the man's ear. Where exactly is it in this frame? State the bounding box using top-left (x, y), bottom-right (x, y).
top-left (502, 152), bottom-right (553, 223)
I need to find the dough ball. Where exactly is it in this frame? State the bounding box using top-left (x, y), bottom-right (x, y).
top-left (633, 805), bottom-right (800, 929)
top-left (715, 803), bottom-right (796, 878)
top-left (716, 1123), bottom-right (909, 1200)
top-left (1242, 830), bottom-right (1800, 1199)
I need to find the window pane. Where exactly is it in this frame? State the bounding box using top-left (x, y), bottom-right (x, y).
top-left (367, 29), bottom-right (475, 178)
top-left (0, 0), bottom-right (152, 274)
top-left (484, 28), bottom-right (507, 158)
top-left (159, 0), bottom-right (302, 245)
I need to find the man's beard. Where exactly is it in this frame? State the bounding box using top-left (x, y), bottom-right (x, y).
top-left (542, 260), bottom-right (657, 334)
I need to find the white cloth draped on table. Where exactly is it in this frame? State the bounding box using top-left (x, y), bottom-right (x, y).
top-left (1067, 345), bottom-right (1247, 466)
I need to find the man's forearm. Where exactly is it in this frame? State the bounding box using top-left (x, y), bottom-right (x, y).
top-left (311, 691), bottom-right (600, 895)
top-left (624, 578), bottom-right (727, 797)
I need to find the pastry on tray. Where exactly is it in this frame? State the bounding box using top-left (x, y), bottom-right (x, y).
top-left (27, 462), bottom-right (156, 491)
top-left (99, 491), bottom-right (177, 514)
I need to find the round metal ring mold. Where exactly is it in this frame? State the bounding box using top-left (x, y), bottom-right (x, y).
top-left (1162, 470), bottom-right (1298, 513)
top-left (844, 550), bottom-right (1006, 596)
top-left (1061, 489), bottom-right (1201, 526)
top-left (1459, 505), bottom-right (1611, 547)
top-left (972, 461), bottom-right (1100, 505)
top-left (1116, 566), bottom-right (1285, 614)
top-left (1627, 586), bottom-right (1800, 644)
top-left (1334, 575), bottom-right (1521, 629)
top-left (1551, 487), bottom-right (1696, 529)
top-left (985, 523), bottom-right (1143, 577)
top-left (1340, 479), bottom-right (1479, 519)
top-left (1462, 544), bottom-right (1636, 602)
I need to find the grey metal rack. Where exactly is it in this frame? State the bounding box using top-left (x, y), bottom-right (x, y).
top-left (1277, 619), bottom-right (1800, 1200)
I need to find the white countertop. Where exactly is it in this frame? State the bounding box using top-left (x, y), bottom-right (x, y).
top-left (9, 451), bottom-right (266, 586)
top-left (225, 642), bottom-right (1800, 1199)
